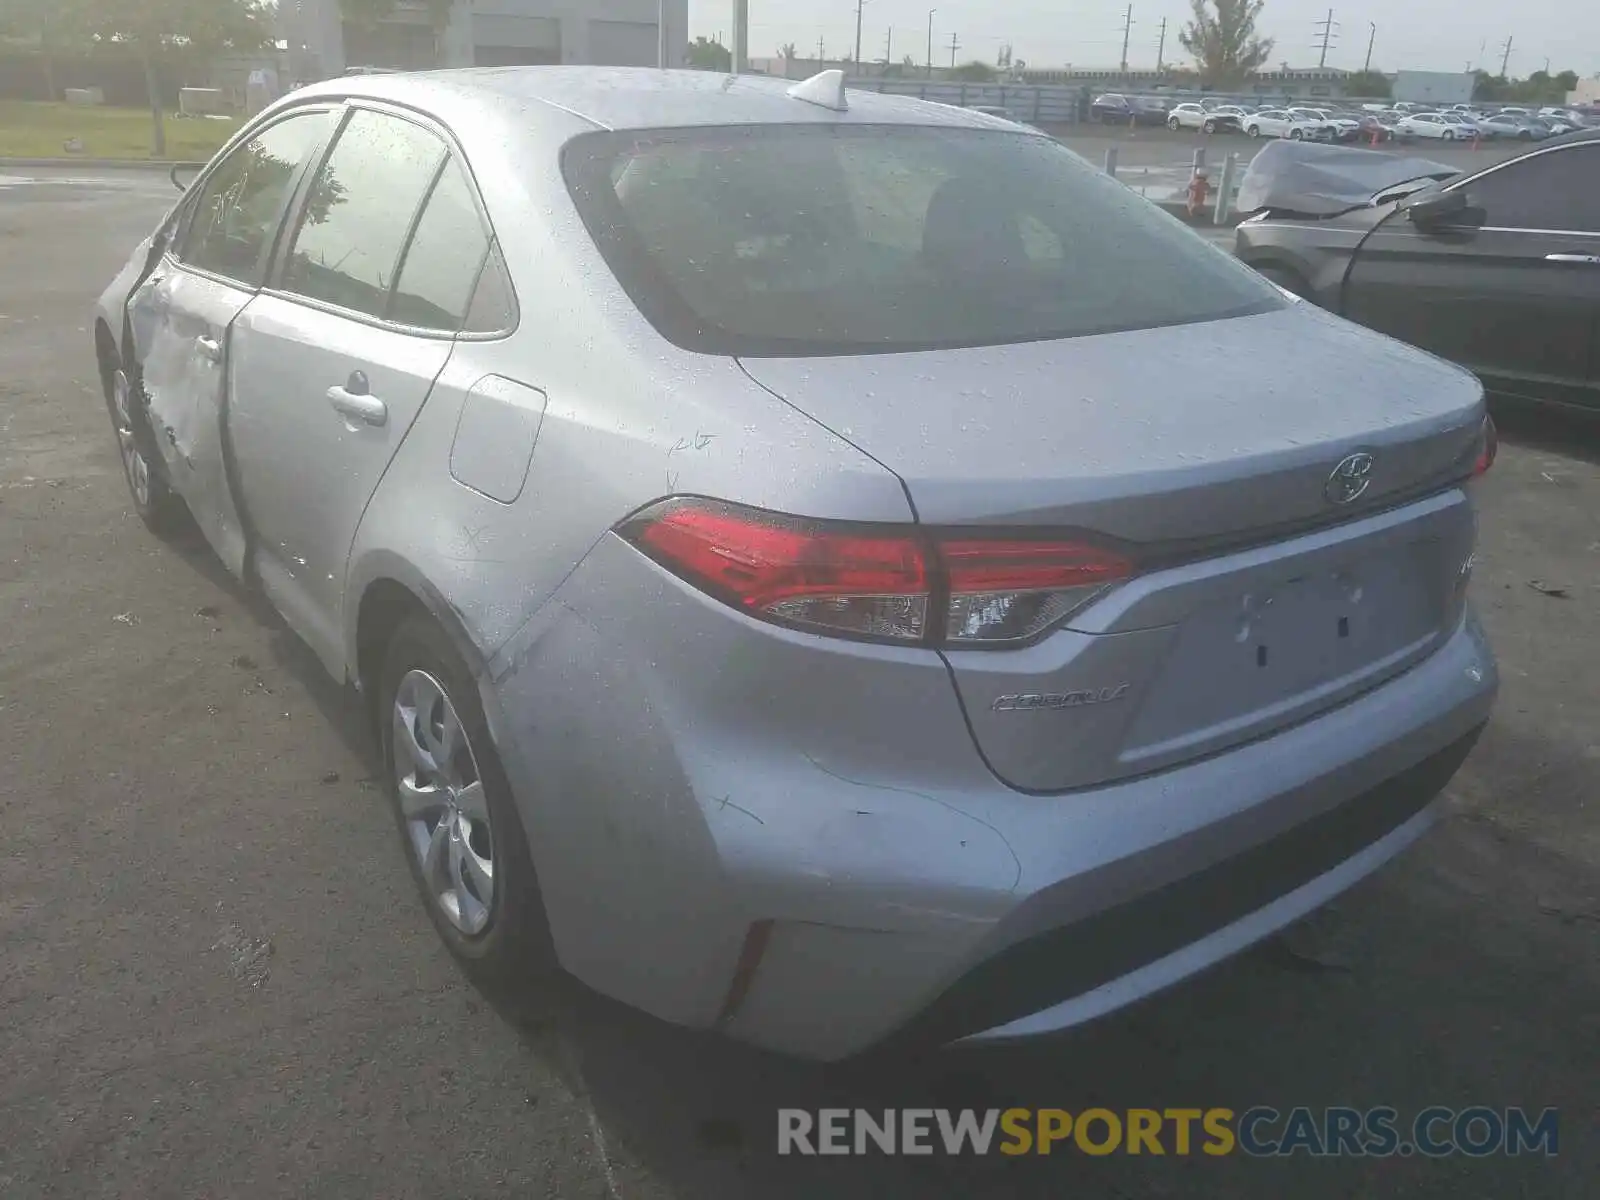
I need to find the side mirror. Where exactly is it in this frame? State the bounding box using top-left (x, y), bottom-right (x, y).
top-left (1407, 189), bottom-right (1471, 230)
top-left (169, 162), bottom-right (203, 193)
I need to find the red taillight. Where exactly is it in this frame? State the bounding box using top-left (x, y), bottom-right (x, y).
top-left (621, 498), bottom-right (1132, 647)
top-left (1473, 414), bottom-right (1498, 476)
top-left (940, 538), bottom-right (1133, 644)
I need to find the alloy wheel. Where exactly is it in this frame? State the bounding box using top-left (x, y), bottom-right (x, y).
top-left (392, 669), bottom-right (495, 936)
top-left (110, 369), bottom-right (150, 509)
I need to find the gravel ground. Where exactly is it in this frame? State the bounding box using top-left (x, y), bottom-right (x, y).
top-left (0, 170), bottom-right (1595, 1199)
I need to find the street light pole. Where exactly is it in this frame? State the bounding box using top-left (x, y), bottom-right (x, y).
top-left (657, 0), bottom-right (669, 67)
top-left (926, 9), bottom-right (936, 78)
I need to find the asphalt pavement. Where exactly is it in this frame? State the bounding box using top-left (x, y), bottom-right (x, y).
top-left (1, 170), bottom-right (1596, 1199)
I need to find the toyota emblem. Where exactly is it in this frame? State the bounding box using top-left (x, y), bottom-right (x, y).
top-left (1324, 452), bottom-right (1375, 506)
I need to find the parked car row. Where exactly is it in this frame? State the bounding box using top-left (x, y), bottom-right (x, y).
top-left (1101, 91), bottom-right (1595, 144)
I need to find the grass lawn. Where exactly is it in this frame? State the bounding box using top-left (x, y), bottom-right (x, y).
top-left (0, 101), bottom-right (242, 161)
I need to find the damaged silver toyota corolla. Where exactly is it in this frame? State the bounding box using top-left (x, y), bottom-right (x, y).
top-left (93, 66), bottom-right (1497, 1061)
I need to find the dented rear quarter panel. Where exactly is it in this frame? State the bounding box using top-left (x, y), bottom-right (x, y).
top-left (341, 97), bottom-right (912, 684)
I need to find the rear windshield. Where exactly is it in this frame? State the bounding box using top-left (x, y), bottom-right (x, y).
top-left (561, 125), bottom-right (1282, 357)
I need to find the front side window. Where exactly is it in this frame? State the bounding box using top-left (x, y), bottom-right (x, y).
top-left (281, 109), bottom-right (448, 318)
top-left (182, 110), bottom-right (334, 285)
top-left (1463, 146), bottom-right (1600, 233)
top-left (564, 125), bottom-right (1281, 357)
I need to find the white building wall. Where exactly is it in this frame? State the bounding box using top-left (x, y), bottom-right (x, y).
top-left (292, 0), bottom-right (688, 77)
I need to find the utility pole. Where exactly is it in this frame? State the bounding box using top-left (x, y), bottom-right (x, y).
top-left (1499, 36), bottom-right (1513, 77)
top-left (926, 9), bottom-right (936, 77)
top-left (948, 31), bottom-right (960, 68)
top-left (1119, 4), bottom-right (1134, 72)
top-left (817, 35), bottom-right (826, 62)
top-left (657, 0), bottom-right (669, 67)
top-left (732, 0), bottom-right (748, 74)
top-left (884, 26), bottom-right (892, 65)
top-left (1156, 17), bottom-right (1167, 72)
top-left (1363, 22), bottom-right (1375, 72)
top-left (1314, 9), bottom-right (1338, 68)
top-left (854, 0), bottom-right (865, 66)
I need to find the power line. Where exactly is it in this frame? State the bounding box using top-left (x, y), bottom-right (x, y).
top-left (1119, 4), bottom-right (1134, 72)
top-left (1313, 8), bottom-right (1339, 68)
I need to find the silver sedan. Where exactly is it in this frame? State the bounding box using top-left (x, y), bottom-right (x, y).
top-left (94, 67), bottom-right (1497, 1060)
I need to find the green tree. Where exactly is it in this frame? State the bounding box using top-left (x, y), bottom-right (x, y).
top-left (1179, 0), bottom-right (1274, 87)
top-left (0, 0), bottom-right (94, 101)
top-left (1343, 69), bottom-right (1391, 98)
top-left (685, 35), bottom-right (731, 72)
top-left (1471, 70), bottom-right (1508, 101)
top-left (951, 60), bottom-right (996, 82)
top-left (84, 0), bottom-right (275, 156)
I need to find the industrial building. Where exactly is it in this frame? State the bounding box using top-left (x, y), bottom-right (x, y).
top-left (279, 0), bottom-right (688, 81)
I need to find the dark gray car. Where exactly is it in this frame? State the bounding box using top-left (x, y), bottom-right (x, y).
top-left (1236, 131), bottom-right (1600, 414)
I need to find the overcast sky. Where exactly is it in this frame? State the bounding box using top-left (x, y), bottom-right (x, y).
top-left (688, 0), bottom-right (1599, 79)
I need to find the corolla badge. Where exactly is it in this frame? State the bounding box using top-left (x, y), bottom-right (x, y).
top-left (1324, 451), bottom-right (1376, 506)
top-left (991, 684), bottom-right (1132, 712)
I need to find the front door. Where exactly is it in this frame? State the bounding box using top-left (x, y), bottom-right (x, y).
top-left (227, 106), bottom-right (475, 672)
top-left (127, 106), bottom-right (337, 573)
top-left (1343, 141), bottom-right (1600, 413)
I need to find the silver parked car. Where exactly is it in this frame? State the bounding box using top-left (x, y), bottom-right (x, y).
top-left (94, 67), bottom-right (1497, 1061)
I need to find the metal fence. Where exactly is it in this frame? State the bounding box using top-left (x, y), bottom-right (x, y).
top-left (845, 78), bottom-right (1085, 124)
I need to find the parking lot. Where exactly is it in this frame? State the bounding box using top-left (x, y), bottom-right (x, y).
top-left (1, 170), bottom-right (1595, 1198)
top-left (1055, 125), bottom-right (1530, 204)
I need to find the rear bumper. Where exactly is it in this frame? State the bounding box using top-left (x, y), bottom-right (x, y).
top-left (479, 533), bottom-right (1496, 1061)
top-left (898, 724), bottom-right (1478, 1048)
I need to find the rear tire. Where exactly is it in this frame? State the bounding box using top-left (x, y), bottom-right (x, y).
top-left (1290, 128), bottom-right (1304, 140)
top-left (104, 359), bottom-right (187, 535)
top-left (1247, 125), bottom-right (1261, 138)
top-left (379, 614), bottom-right (555, 986)
top-left (1168, 116), bottom-right (1181, 131)
top-left (1442, 129), bottom-right (1456, 141)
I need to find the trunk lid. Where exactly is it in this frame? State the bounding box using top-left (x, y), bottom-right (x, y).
top-left (739, 306), bottom-right (1485, 791)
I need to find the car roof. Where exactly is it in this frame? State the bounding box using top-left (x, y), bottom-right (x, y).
top-left (1544, 126), bottom-right (1600, 148)
top-left (286, 66), bottom-right (1025, 133)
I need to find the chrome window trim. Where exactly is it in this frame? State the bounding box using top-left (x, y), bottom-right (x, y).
top-left (267, 96), bottom-right (521, 340)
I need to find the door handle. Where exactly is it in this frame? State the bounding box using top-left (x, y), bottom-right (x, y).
top-left (195, 335), bottom-right (222, 363)
top-left (1544, 253), bottom-right (1600, 265)
top-left (326, 372), bottom-right (388, 427)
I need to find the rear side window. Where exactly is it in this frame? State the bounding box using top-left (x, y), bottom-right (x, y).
top-left (182, 110), bottom-right (333, 285)
top-left (390, 157), bottom-right (493, 330)
top-left (563, 125), bottom-right (1280, 357)
top-left (281, 109), bottom-right (447, 318)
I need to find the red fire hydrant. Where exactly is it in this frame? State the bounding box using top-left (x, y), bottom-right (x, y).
top-left (1186, 169), bottom-right (1211, 218)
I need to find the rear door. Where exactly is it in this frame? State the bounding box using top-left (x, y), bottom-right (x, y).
top-left (228, 105), bottom-right (494, 672)
top-left (1342, 141), bottom-right (1600, 413)
top-left (129, 107), bottom-right (335, 573)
